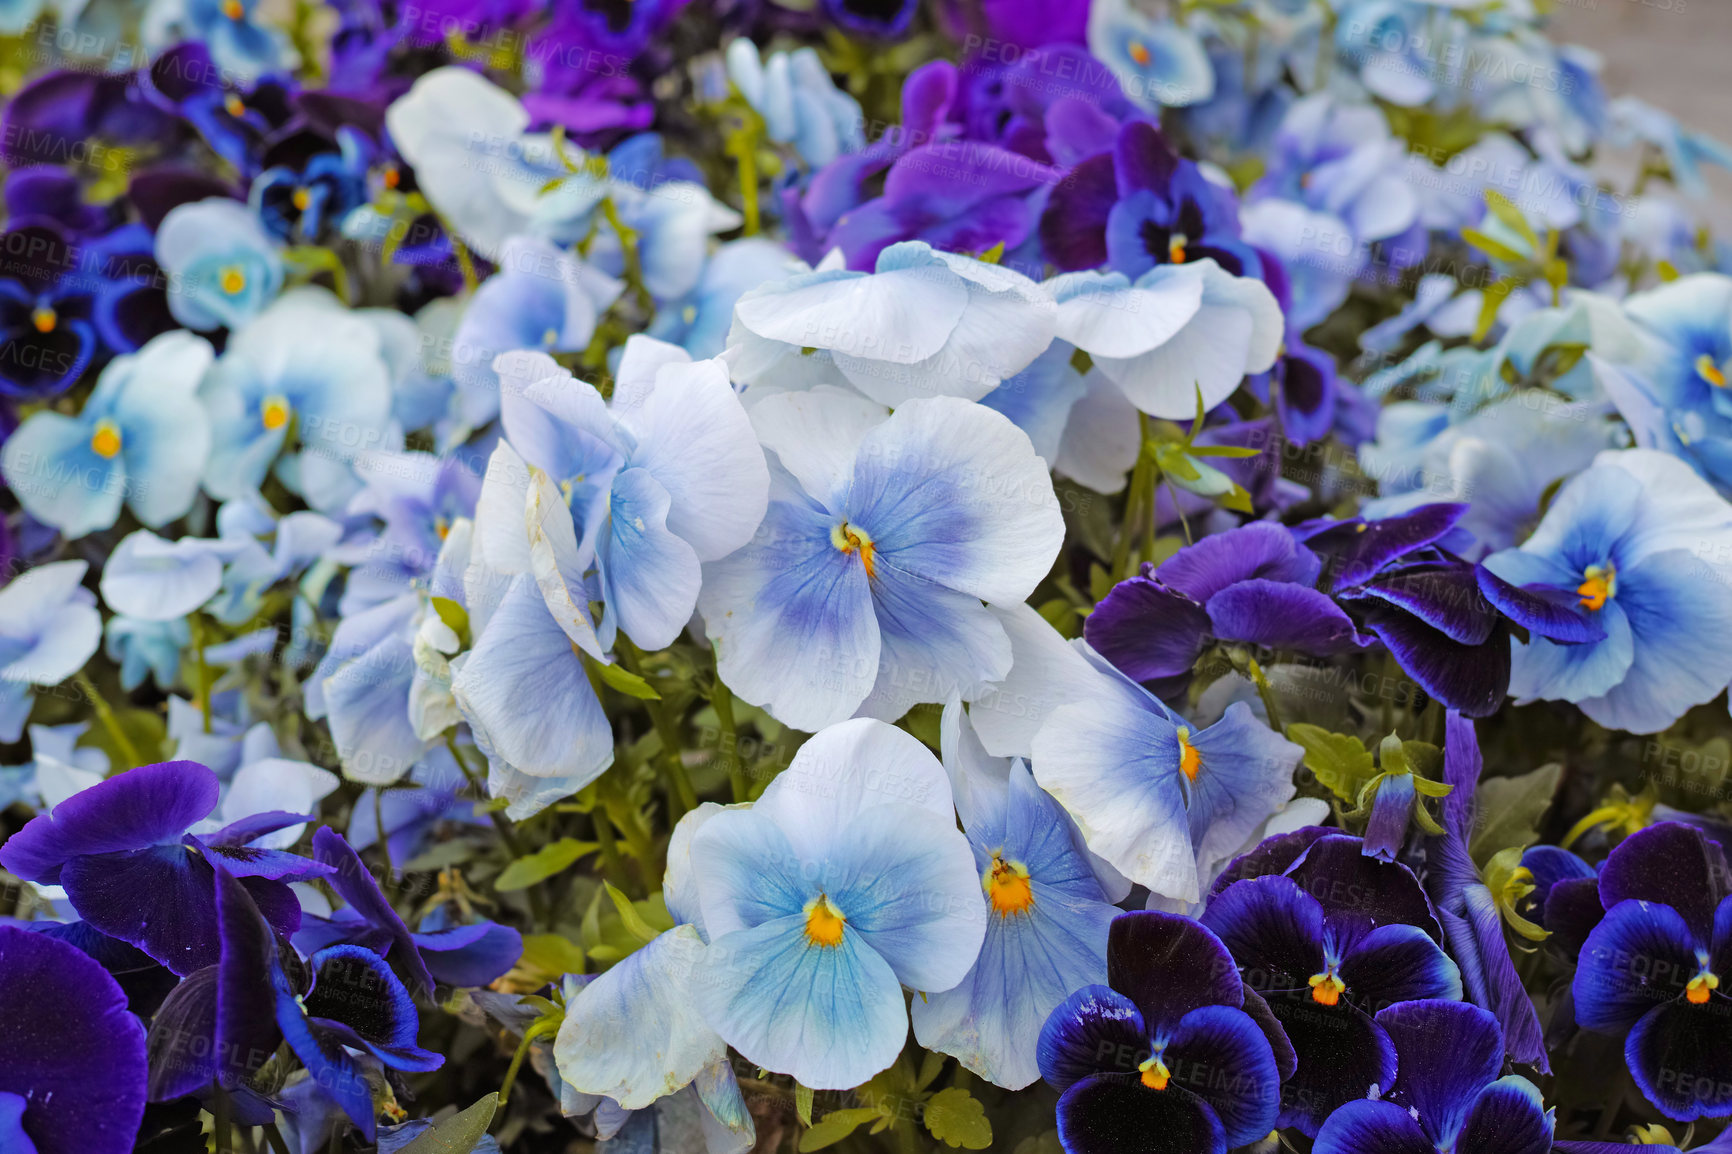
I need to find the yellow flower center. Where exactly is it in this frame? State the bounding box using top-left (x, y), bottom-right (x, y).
top-left (30, 306), bottom-right (56, 333)
top-left (1177, 727), bottom-right (1201, 782)
top-left (1128, 39), bottom-right (1152, 67)
top-left (1697, 354), bottom-right (1728, 389)
top-left (222, 0), bottom-right (244, 18)
top-left (292, 187), bottom-right (311, 212)
top-left (542, 327), bottom-right (560, 347)
top-left (1687, 968), bottom-right (1720, 1005)
top-left (261, 394), bottom-right (292, 431)
top-left (382, 165), bottom-right (400, 189)
top-left (985, 854), bottom-right (1034, 917)
top-left (224, 94), bottom-right (245, 118)
top-left (804, 894), bottom-right (846, 948)
top-left (1309, 971), bottom-right (1346, 1006)
top-left (1168, 233), bottom-right (1189, 264)
top-left (1576, 563), bottom-right (1615, 612)
top-left (220, 265), bottom-right (247, 295)
top-left (89, 420), bottom-right (122, 459)
top-left (1138, 1055), bottom-right (1170, 1090)
top-left (831, 520), bottom-right (877, 580)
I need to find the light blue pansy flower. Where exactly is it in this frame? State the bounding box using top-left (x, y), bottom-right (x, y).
top-left (142, 0), bottom-right (293, 82)
top-left (688, 719), bottom-right (988, 1089)
top-left (1608, 274), bottom-right (1732, 493)
top-left (1027, 632), bottom-right (1304, 904)
top-left (2, 330), bottom-right (213, 539)
top-left (1611, 97), bottom-right (1732, 200)
top-left (725, 39), bottom-right (865, 169)
top-left (910, 717), bottom-right (1120, 1090)
top-left (646, 237), bottom-right (797, 360)
top-left (199, 289), bottom-right (394, 509)
top-left (98, 530), bottom-right (240, 622)
top-left (586, 177), bottom-right (743, 305)
top-left (156, 198), bottom-right (284, 332)
top-left (1255, 94), bottom-right (1420, 255)
top-left (729, 240), bottom-right (1056, 406)
top-left (1482, 448), bottom-right (1732, 734)
top-left (450, 236), bottom-right (622, 433)
top-left (700, 386), bottom-right (1064, 731)
top-left (104, 616), bottom-right (189, 692)
top-left (1088, 0), bottom-right (1215, 109)
top-left (0, 561), bottom-right (102, 743)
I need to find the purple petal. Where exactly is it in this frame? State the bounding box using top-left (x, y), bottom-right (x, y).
top-left (1461, 884), bottom-right (1550, 1072)
top-left (1038, 984), bottom-right (1149, 1092)
top-left (33, 921), bottom-right (176, 1017)
top-left (1107, 912), bottom-right (1243, 1031)
top-left (1599, 823), bottom-right (1732, 941)
top-left (1238, 984), bottom-right (1296, 1081)
top-left (1055, 1072), bottom-right (1226, 1154)
top-left (412, 922), bottom-right (523, 989)
top-left (0, 925), bottom-right (148, 1154)
top-left (1113, 121), bottom-right (1181, 199)
top-left (1362, 773), bottom-right (1416, 863)
top-left (1200, 875), bottom-right (1326, 995)
top-left (311, 828), bottom-right (435, 997)
top-left (1442, 711), bottom-right (1482, 841)
top-left (1349, 561), bottom-right (1497, 646)
top-left (60, 846), bottom-right (221, 976)
top-left (1626, 999), bottom-right (1732, 1121)
top-left (1164, 1004), bottom-right (1281, 1147)
top-left (200, 840), bottom-right (336, 883)
top-left (1307, 504), bottom-right (1469, 591)
top-left (1520, 847), bottom-right (1595, 919)
top-left (1337, 923), bottom-right (1462, 1006)
top-left (1285, 834), bottom-right (1443, 945)
top-left (304, 945), bottom-right (431, 1062)
top-left (206, 811), bottom-right (316, 848)
top-left (1085, 577), bottom-right (1210, 682)
top-left (0, 761), bottom-right (218, 883)
top-left (1039, 152), bottom-right (1116, 271)
top-left (145, 966), bottom-right (217, 1101)
top-left (1574, 900), bottom-right (1698, 1033)
top-left (1456, 1079), bottom-right (1554, 1154)
top-left (1157, 523), bottom-right (1321, 603)
top-left (1544, 877), bottom-right (1605, 960)
top-left (1476, 566), bottom-right (1606, 644)
top-left (1359, 605), bottom-right (1510, 718)
top-left (1373, 999), bottom-right (1501, 1127)
top-left (1263, 994), bottom-right (1396, 1136)
top-left (1313, 1098), bottom-right (1431, 1154)
top-left (1208, 827), bottom-right (1334, 899)
top-left (1205, 581), bottom-right (1372, 654)
top-left (214, 869), bottom-right (284, 1090)
top-left (275, 993), bottom-right (379, 1142)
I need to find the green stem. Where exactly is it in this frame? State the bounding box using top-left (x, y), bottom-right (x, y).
top-left (1245, 656), bottom-right (1284, 733)
top-left (497, 1018), bottom-right (561, 1107)
top-left (617, 640), bottom-right (698, 817)
top-left (710, 662), bottom-right (748, 803)
top-left (373, 787), bottom-right (396, 898)
top-left (260, 1123), bottom-right (291, 1154)
top-left (1112, 444), bottom-right (1153, 581)
top-left (600, 197), bottom-right (653, 314)
top-left (449, 228), bottom-right (480, 293)
top-left (213, 1086), bottom-right (233, 1154)
top-left (1162, 473), bottom-right (1194, 546)
top-left (74, 671), bottom-right (142, 769)
top-left (591, 804), bottom-right (631, 891)
top-left (188, 613), bottom-right (213, 734)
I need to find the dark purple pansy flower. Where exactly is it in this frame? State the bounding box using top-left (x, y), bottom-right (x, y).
top-left (1518, 845), bottom-right (1602, 961)
top-left (1200, 834), bottom-right (1462, 1135)
top-left (0, 924), bottom-right (149, 1154)
top-left (1311, 1000), bottom-right (1553, 1154)
top-left (822, 0), bottom-right (919, 39)
top-left (1249, 339), bottom-right (1341, 448)
top-left (0, 68), bottom-right (181, 171)
top-left (0, 761), bottom-right (332, 976)
top-left (5, 167), bottom-right (114, 236)
top-left (83, 224), bottom-right (178, 354)
top-left (1085, 522), bottom-right (1372, 687)
top-left (1573, 822), bottom-right (1732, 1120)
top-left (32, 921), bottom-right (179, 1018)
top-left (146, 869), bottom-right (441, 1141)
top-left (1037, 911), bottom-right (1285, 1154)
top-left (1425, 713), bottom-right (1549, 1070)
top-left (0, 219), bottom-right (97, 399)
top-left (253, 126), bottom-right (372, 242)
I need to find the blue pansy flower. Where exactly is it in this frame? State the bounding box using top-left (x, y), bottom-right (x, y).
top-left (725, 40), bottom-right (865, 169)
top-left (1481, 449), bottom-right (1732, 734)
top-left (105, 615), bottom-right (190, 692)
top-left (1088, 0), bottom-right (1215, 109)
top-left (155, 198), bottom-right (284, 331)
top-left (0, 220), bottom-right (97, 399)
top-left (1201, 833), bottom-right (1463, 1135)
top-left (0, 924), bottom-right (149, 1154)
top-left (646, 237), bottom-right (795, 359)
top-left (337, 448), bottom-right (481, 612)
top-left (1612, 275), bottom-right (1732, 494)
top-left (99, 529), bottom-right (244, 624)
top-left (0, 560), bottom-right (103, 743)
top-left (688, 719), bottom-right (988, 1088)
top-left (2, 330), bottom-right (213, 538)
top-left (142, 0), bottom-right (293, 85)
top-left (1573, 822), bottom-right (1732, 1120)
top-left (1037, 912), bottom-right (1285, 1154)
top-left (251, 127), bottom-right (371, 244)
top-left (701, 386), bottom-right (1062, 730)
top-left (1312, 999), bottom-right (1555, 1154)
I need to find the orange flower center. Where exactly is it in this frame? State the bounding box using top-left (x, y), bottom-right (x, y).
top-left (1698, 354), bottom-right (1728, 389)
top-left (89, 420), bottom-right (122, 459)
top-left (30, 306), bottom-right (55, 333)
top-left (831, 520), bottom-right (877, 580)
top-left (804, 894), bottom-right (846, 948)
top-left (261, 395), bottom-right (292, 431)
top-left (1309, 971), bottom-right (1346, 1006)
top-left (1687, 968), bottom-right (1720, 1005)
top-left (1576, 564), bottom-right (1615, 612)
top-left (985, 855), bottom-right (1034, 917)
top-left (1168, 233), bottom-right (1189, 264)
top-left (220, 265), bottom-right (247, 295)
top-left (1138, 1056), bottom-right (1170, 1090)
top-left (1128, 39), bottom-right (1152, 66)
top-left (1177, 727), bottom-right (1201, 782)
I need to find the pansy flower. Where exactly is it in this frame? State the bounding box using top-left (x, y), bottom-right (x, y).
top-left (0, 760), bottom-right (332, 975)
top-left (1201, 833), bottom-right (1462, 1134)
top-left (700, 386), bottom-right (1061, 730)
top-left (1312, 999), bottom-right (1555, 1154)
top-left (142, 0), bottom-right (294, 85)
top-left (155, 198), bottom-right (284, 331)
top-left (0, 560), bottom-right (103, 743)
top-left (251, 126), bottom-right (371, 244)
top-left (0, 925), bottom-right (149, 1154)
top-left (1573, 822), bottom-right (1732, 1120)
top-left (2, 331), bottom-right (213, 538)
top-left (0, 219), bottom-right (97, 399)
top-left (1037, 912), bottom-right (1284, 1154)
top-left (1086, 0), bottom-right (1214, 110)
top-left (688, 719), bottom-right (987, 1089)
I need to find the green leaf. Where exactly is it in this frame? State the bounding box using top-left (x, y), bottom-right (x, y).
top-left (1485, 189), bottom-right (1539, 251)
top-left (1462, 228), bottom-right (1526, 265)
top-left (976, 241), bottom-right (1005, 264)
top-left (496, 838), bottom-right (598, 891)
top-left (517, 934), bottom-right (587, 979)
top-left (1286, 724), bottom-right (1377, 804)
top-left (925, 1087), bottom-right (993, 1150)
top-left (795, 1082), bottom-right (814, 1127)
top-left (1217, 483), bottom-right (1253, 515)
top-left (915, 1049), bottom-right (948, 1092)
top-left (395, 1095), bottom-right (497, 1154)
top-left (431, 596), bottom-right (470, 642)
top-left (1469, 763), bottom-right (1563, 867)
top-left (603, 881), bottom-right (664, 944)
top-left (590, 658), bottom-right (662, 700)
top-left (1189, 445), bottom-right (1264, 459)
top-left (799, 1108), bottom-right (882, 1151)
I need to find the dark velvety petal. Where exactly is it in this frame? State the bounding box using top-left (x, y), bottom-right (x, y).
top-left (1286, 835), bottom-right (1444, 945)
top-left (0, 761), bottom-right (218, 883)
top-left (1554, 1144), bottom-right (1681, 1154)
top-left (214, 870), bottom-right (284, 1089)
top-left (1200, 876), bottom-right (1326, 996)
top-left (1442, 710), bottom-right (1482, 841)
top-left (275, 991), bottom-right (378, 1141)
top-left (312, 828), bottom-right (434, 997)
top-left (34, 921), bottom-right (177, 1018)
top-left (1084, 576), bottom-right (1210, 682)
top-left (205, 811), bottom-right (315, 848)
top-left (1313, 504), bottom-right (1468, 592)
top-left (1362, 774), bottom-right (1416, 864)
top-left (1476, 566), bottom-right (1606, 644)
top-left (1239, 985), bottom-right (1297, 1081)
top-left (1109, 911), bottom-right (1243, 1030)
top-left (1264, 992), bottom-right (1397, 1136)
top-left (1205, 581), bottom-right (1373, 655)
top-left (1113, 121), bottom-right (1182, 199)
top-left (0, 925), bottom-right (148, 1154)
top-left (1545, 878), bottom-right (1605, 960)
top-left (1312, 1098), bottom-right (1432, 1154)
top-left (1573, 901), bottom-right (1698, 1033)
top-left (304, 1017), bottom-right (442, 1074)
top-left (1455, 1077), bottom-right (1554, 1154)
top-left (1039, 152), bottom-right (1116, 271)
top-left (1599, 823), bottom-right (1732, 941)
top-left (1359, 604), bottom-right (1510, 719)
top-left (411, 922), bottom-right (523, 989)
top-left (1038, 985), bottom-right (1149, 1091)
top-left (1056, 1072), bottom-right (1226, 1154)
top-left (304, 945), bottom-right (423, 1053)
top-left (1462, 884), bottom-right (1550, 1072)
top-left (1208, 827), bottom-right (1334, 898)
top-left (60, 845), bottom-right (219, 976)
top-left (1350, 561), bottom-right (1498, 646)
top-left (1164, 1004), bottom-right (1282, 1147)
top-left (1156, 523), bottom-right (1320, 602)
top-left (1338, 924), bottom-right (1462, 1011)
top-left (201, 840), bottom-right (337, 882)
top-left (1373, 999), bottom-right (1502, 1133)
top-left (145, 965), bottom-right (217, 1101)
top-left (1521, 847), bottom-right (1596, 919)
top-left (1625, 999), bottom-right (1732, 1121)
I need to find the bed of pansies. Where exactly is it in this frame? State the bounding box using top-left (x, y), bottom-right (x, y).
top-left (3, 0), bottom-right (1732, 1152)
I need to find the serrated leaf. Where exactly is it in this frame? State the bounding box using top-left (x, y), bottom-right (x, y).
top-left (496, 838), bottom-right (597, 891)
top-left (1469, 763), bottom-right (1562, 867)
top-left (591, 658), bottom-right (662, 700)
top-left (1286, 724), bottom-right (1377, 803)
top-left (396, 1095), bottom-right (497, 1154)
top-left (925, 1087), bottom-right (992, 1150)
top-left (603, 880), bottom-right (663, 944)
top-left (795, 1082), bottom-right (814, 1127)
top-left (799, 1108), bottom-right (882, 1151)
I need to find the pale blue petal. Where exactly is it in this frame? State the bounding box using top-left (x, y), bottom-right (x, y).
top-left (599, 467), bottom-right (702, 651)
top-left (855, 570), bottom-right (1012, 723)
top-left (99, 532), bottom-right (224, 621)
top-left (689, 808), bottom-right (814, 939)
top-left (0, 412), bottom-right (125, 538)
